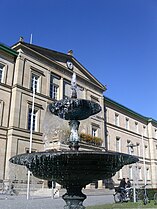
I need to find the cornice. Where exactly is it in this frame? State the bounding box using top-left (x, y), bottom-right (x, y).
top-left (104, 96), bottom-right (157, 124)
top-left (0, 43), bottom-right (18, 57)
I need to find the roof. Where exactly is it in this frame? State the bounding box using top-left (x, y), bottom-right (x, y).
top-left (0, 43), bottom-right (18, 57)
top-left (104, 96), bottom-right (157, 124)
top-left (19, 42), bottom-right (71, 61)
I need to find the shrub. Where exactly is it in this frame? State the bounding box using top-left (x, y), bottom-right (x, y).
top-left (147, 188), bottom-right (157, 200)
top-left (80, 133), bottom-right (103, 146)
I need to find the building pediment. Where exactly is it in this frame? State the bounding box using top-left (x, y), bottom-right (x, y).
top-left (12, 42), bottom-right (106, 92)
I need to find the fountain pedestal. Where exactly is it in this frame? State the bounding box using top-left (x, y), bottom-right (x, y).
top-left (63, 186), bottom-right (86, 209)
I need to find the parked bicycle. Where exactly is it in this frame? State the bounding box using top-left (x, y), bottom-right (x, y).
top-left (154, 192), bottom-right (157, 205)
top-left (136, 184), bottom-right (150, 205)
top-left (1, 183), bottom-right (18, 196)
top-left (113, 187), bottom-right (133, 203)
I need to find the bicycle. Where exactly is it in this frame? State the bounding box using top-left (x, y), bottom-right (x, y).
top-left (113, 187), bottom-right (133, 203)
top-left (154, 192), bottom-right (157, 205)
top-left (1, 184), bottom-right (18, 196)
top-left (136, 184), bottom-right (150, 205)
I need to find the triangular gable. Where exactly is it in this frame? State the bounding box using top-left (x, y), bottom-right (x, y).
top-left (12, 42), bottom-right (105, 91)
top-left (71, 57), bottom-right (105, 90)
top-left (73, 66), bottom-right (89, 80)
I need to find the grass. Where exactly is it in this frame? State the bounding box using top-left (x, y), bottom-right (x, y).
top-left (86, 201), bottom-right (157, 209)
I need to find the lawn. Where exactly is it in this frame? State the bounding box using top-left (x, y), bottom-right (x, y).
top-left (87, 201), bottom-right (157, 209)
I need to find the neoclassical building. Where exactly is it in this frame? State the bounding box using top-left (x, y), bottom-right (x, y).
top-left (0, 40), bottom-right (157, 191)
top-left (0, 40), bottom-right (105, 189)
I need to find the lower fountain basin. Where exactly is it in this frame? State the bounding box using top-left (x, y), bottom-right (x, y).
top-left (9, 150), bottom-right (138, 188)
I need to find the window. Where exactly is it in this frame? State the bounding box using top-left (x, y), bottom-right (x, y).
top-left (28, 108), bottom-right (37, 131)
top-left (0, 64), bottom-right (4, 83)
top-left (143, 126), bottom-right (147, 136)
top-left (91, 124), bottom-right (99, 137)
top-left (136, 143), bottom-right (140, 156)
top-left (127, 141), bottom-right (133, 154)
top-left (63, 79), bottom-right (84, 99)
top-left (63, 80), bottom-right (71, 99)
top-left (92, 127), bottom-right (97, 137)
top-left (125, 118), bottom-right (129, 130)
top-left (115, 113), bottom-right (119, 126)
top-left (146, 168), bottom-right (150, 180)
top-left (145, 145), bottom-right (148, 158)
top-left (50, 84), bottom-right (58, 100)
top-left (31, 73), bottom-right (39, 93)
top-left (129, 166), bottom-right (133, 179)
top-left (155, 129), bottom-right (157, 139)
top-left (0, 100), bottom-right (3, 126)
top-left (127, 140), bottom-right (131, 155)
top-left (116, 137), bottom-right (121, 152)
top-left (138, 167), bottom-right (142, 180)
top-left (77, 85), bottom-right (84, 99)
top-left (50, 74), bottom-right (60, 100)
top-left (135, 122), bottom-right (138, 133)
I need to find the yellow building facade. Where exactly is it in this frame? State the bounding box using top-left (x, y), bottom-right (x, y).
top-left (0, 40), bottom-right (157, 191)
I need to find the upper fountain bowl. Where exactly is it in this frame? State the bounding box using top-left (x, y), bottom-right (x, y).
top-left (48, 98), bottom-right (102, 120)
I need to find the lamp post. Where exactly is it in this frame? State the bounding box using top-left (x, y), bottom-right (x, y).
top-left (26, 77), bottom-right (35, 200)
top-left (141, 133), bottom-right (147, 194)
top-left (127, 143), bottom-right (138, 203)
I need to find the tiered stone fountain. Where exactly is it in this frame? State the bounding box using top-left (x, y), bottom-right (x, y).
top-left (10, 73), bottom-right (138, 209)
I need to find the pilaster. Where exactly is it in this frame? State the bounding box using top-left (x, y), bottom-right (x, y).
top-left (4, 131), bottom-right (17, 180)
top-left (148, 121), bottom-right (157, 187)
top-left (13, 49), bottom-right (25, 85)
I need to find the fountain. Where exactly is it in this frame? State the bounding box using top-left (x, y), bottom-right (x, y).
top-left (9, 73), bottom-right (138, 209)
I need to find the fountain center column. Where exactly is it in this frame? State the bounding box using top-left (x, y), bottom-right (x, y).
top-left (69, 120), bottom-right (80, 150)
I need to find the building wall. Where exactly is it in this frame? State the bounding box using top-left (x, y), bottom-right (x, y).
top-left (0, 48), bottom-right (17, 180)
top-left (1, 42), bottom-right (157, 189)
top-left (105, 97), bottom-right (157, 188)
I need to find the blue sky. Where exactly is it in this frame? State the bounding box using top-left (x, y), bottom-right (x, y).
top-left (1, 0), bottom-right (157, 119)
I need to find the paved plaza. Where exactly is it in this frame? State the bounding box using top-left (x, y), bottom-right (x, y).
top-left (0, 192), bottom-right (114, 209)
